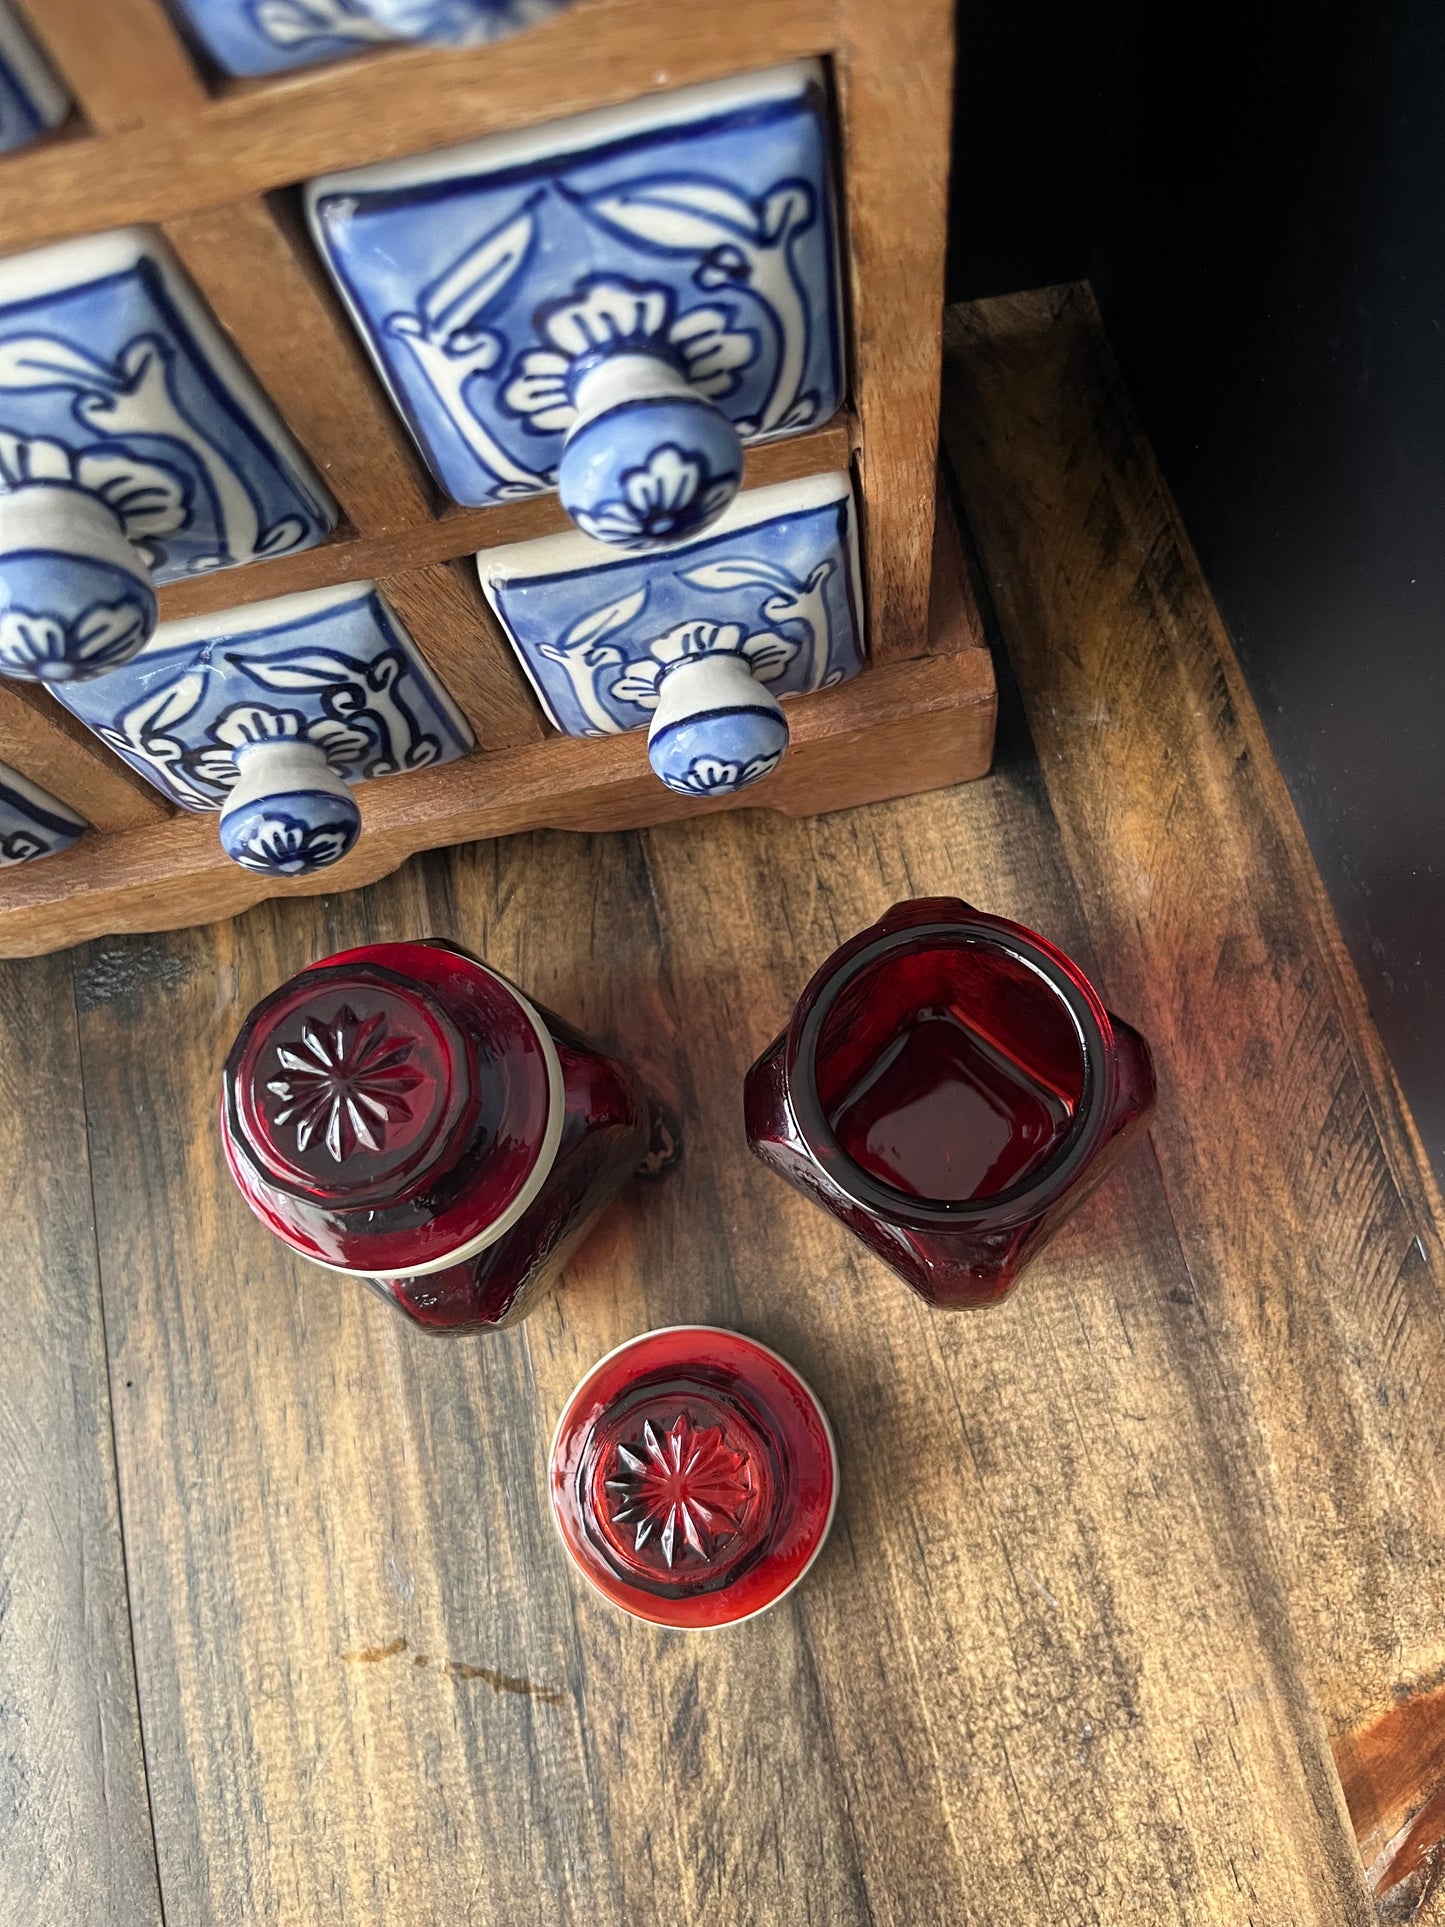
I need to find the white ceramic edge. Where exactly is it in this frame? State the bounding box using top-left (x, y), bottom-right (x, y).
top-left (0, 228), bottom-right (338, 529)
top-left (305, 965), bottom-right (568, 1280)
top-left (546, 1323), bottom-right (841, 1633)
top-left (0, 0), bottom-right (68, 131)
top-left (0, 483), bottom-right (150, 577)
top-left (305, 60), bottom-right (824, 205)
top-left (145, 578), bottom-right (474, 752)
top-left (477, 469), bottom-right (852, 584)
top-left (0, 754), bottom-right (85, 828)
top-left (474, 471), bottom-right (857, 734)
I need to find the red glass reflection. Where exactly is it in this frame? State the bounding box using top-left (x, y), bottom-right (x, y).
top-left (549, 1327), bottom-right (837, 1629)
top-left (745, 898), bottom-right (1156, 1307)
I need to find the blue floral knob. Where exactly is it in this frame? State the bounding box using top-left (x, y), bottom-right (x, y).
top-left (0, 440), bottom-right (161, 681)
top-left (217, 715), bottom-right (361, 879)
top-left (508, 280), bottom-right (747, 551)
top-left (641, 621), bottom-right (790, 797)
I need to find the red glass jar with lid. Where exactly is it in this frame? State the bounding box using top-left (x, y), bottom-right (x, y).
top-left (221, 938), bottom-right (664, 1332)
top-left (744, 898), bottom-right (1156, 1307)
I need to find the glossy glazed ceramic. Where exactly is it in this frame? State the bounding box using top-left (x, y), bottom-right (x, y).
top-left (476, 470), bottom-right (864, 795)
top-left (745, 898), bottom-right (1158, 1306)
top-left (549, 1326), bottom-right (837, 1629)
top-left (222, 938), bottom-right (659, 1329)
top-left (0, 756), bottom-right (84, 863)
top-left (306, 63), bottom-right (842, 546)
top-left (0, 228), bottom-right (335, 681)
top-left (48, 581), bottom-right (470, 876)
top-left (0, 0), bottom-right (67, 156)
top-left (167, 0), bottom-right (574, 77)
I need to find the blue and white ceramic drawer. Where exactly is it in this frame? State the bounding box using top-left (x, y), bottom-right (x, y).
top-left (165, 0), bottom-right (576, 78)
top-left (0, 228), bottom-right (336, 686)
top-left (477, 470), bottom-right (864, 798)
top-left (0, 758), bottom-right (84, 864)
top-left (307, 62), bottom-right (844, 551)
top-left (49, 581), bottom-right (471, 878)
top-left (0, 1), bottom-right (66, 156)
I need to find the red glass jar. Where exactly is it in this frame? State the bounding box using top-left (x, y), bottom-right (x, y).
top-left (221, 938), bottom-right (661, 1332)
top-left (744, 898), bottom-right (1156, 1307)
top-left (549, 1326), bottom-right (837, 1629)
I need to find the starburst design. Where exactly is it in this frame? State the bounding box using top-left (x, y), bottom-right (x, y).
top-left (605, 1414), bottom-right (752, 1567)
top-left (266, 1005), bottom-right (425, 1161)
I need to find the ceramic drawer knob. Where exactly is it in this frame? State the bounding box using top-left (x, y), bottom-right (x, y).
top-left (744, 898), bottom-right (1158, 1308)
top-left (306, 63), bottom-right (842, 540)
top-left (222, 939), bottom-right (669, 1332)
top-left (0, 229), bottom-right (335, 683)
top-left (478, 471), bottom-right (865, 797)
top-left (169, 0), bottom-right (576, 78)
top-left (549, 1327), bottom-right (837, 1629)
top-left (0, 757), bottom-right (84, 864)
top-left (46, 581), bottom-right (471, 877)
top-left (217, 733), bottom-right (361, 877)
top-left (0, 0), bottom-right (67, 157)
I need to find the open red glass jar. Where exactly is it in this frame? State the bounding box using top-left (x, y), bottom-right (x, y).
top-left (221, 939), bottom-right (659, 1332)
top-left (744, 898), bottom-right (1156, 1307)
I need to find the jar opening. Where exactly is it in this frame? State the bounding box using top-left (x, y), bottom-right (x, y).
top-left (800, 928), bottom-right (1100, 1215)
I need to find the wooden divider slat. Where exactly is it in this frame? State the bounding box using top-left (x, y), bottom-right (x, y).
top-left (0, 651), bottom-right (997, 953)
top-left (834, 0), bottom-right (952, 662)
top-left (162, 197), bottom-right (435, 534)
top-left (152, 418), bottom-right (856, 620)
top-left (0, 684), bottom-right (170, 831)
top-left (0, 0), bottom-right (833, 254)
top-left (19, 0), bottom-right (204, 129)
top-left (379, 559), bottom-right (544, 748)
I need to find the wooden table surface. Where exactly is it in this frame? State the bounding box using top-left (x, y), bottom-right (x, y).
top-left (6, 290), bottom-right (1445, 1927)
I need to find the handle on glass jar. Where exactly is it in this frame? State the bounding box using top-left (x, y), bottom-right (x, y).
top-left (0, 475), bottom-right (157, 683)
top-left (523, 281), bottom-right (745, 553)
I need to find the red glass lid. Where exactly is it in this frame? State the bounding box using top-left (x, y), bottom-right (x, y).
top-left (549, 1327), bottom-right (838, 1630)
top-left (221, 941), bottom-right (559, 1275)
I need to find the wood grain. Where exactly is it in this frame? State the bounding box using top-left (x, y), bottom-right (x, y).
top-left (0, 682), bottom-right (170, 831)
top-left (0, 950), bottom-right (162, 1926)
top-left (151, 421), bottom-right (856, 623)
top-left (835, 0), bottom-right (953, 662)
top-left (162, 197), bottom-right (435, 535)
top-left (21, 0), bottom-right (205, 129)
top-left (943, 286), bottom-right (1445, 1915)
top-left (0, 650), bottom-right (998, 955)
top-left (377, 559), bottom-right (544, 748)
top-left (0, 1), bottom-right (834, 253)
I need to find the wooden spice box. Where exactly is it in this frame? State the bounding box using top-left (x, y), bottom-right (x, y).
top-left (0, 0), bottom-right (994, 955)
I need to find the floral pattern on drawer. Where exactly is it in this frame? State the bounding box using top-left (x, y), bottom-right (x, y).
top-left (166, 0), bottom-right (575, 80)
top-left (306, 62), bottom-right (843, 512)
top-left (0, 229), bottom-right (336, 589)
top-left (0, 757), bottom-right (84, 864)
top-left (477, 471), bottom-right (863, 797)
top-left (49, 582), bottom-right (472, 877)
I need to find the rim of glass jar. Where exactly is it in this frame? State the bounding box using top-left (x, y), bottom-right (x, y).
top-left (785, 914), bottom-right (1115, 1227)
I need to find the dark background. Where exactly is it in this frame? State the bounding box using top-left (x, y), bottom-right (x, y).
top-left (949, 0), bottom-right (1445, 1178)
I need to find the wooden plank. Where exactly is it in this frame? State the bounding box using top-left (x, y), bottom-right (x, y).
top-left (0, 682), bottom-right (170, 831)
top-left (152, 419), bottom-right (856, 622)
top-left (0, 0), bottom-right (834, 253)
top-left (72, 827), bottom-right (875, 1926)
top-left (0, 648), bottom-right (997, 954)
top-left (942, 288), bottom-right (1445, 1897)
top-left (0, 949), bottom-right (162, 1925)
top-left (162, 197), bottom-right (435, 535)
top-left (834, 0), bottom-right (953, 662)
top-left (635, 767), bottom-right (1368, 1924)
top-left (378, 559), bottom-right (544, 749)
top-left (21, 0), bottom-right (205, 129)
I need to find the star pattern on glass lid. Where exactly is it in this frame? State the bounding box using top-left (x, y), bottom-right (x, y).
top-left (606, 1413), bottom-right (752, 1567)
top-left (266, 1005), bottom-right (426, 1161)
